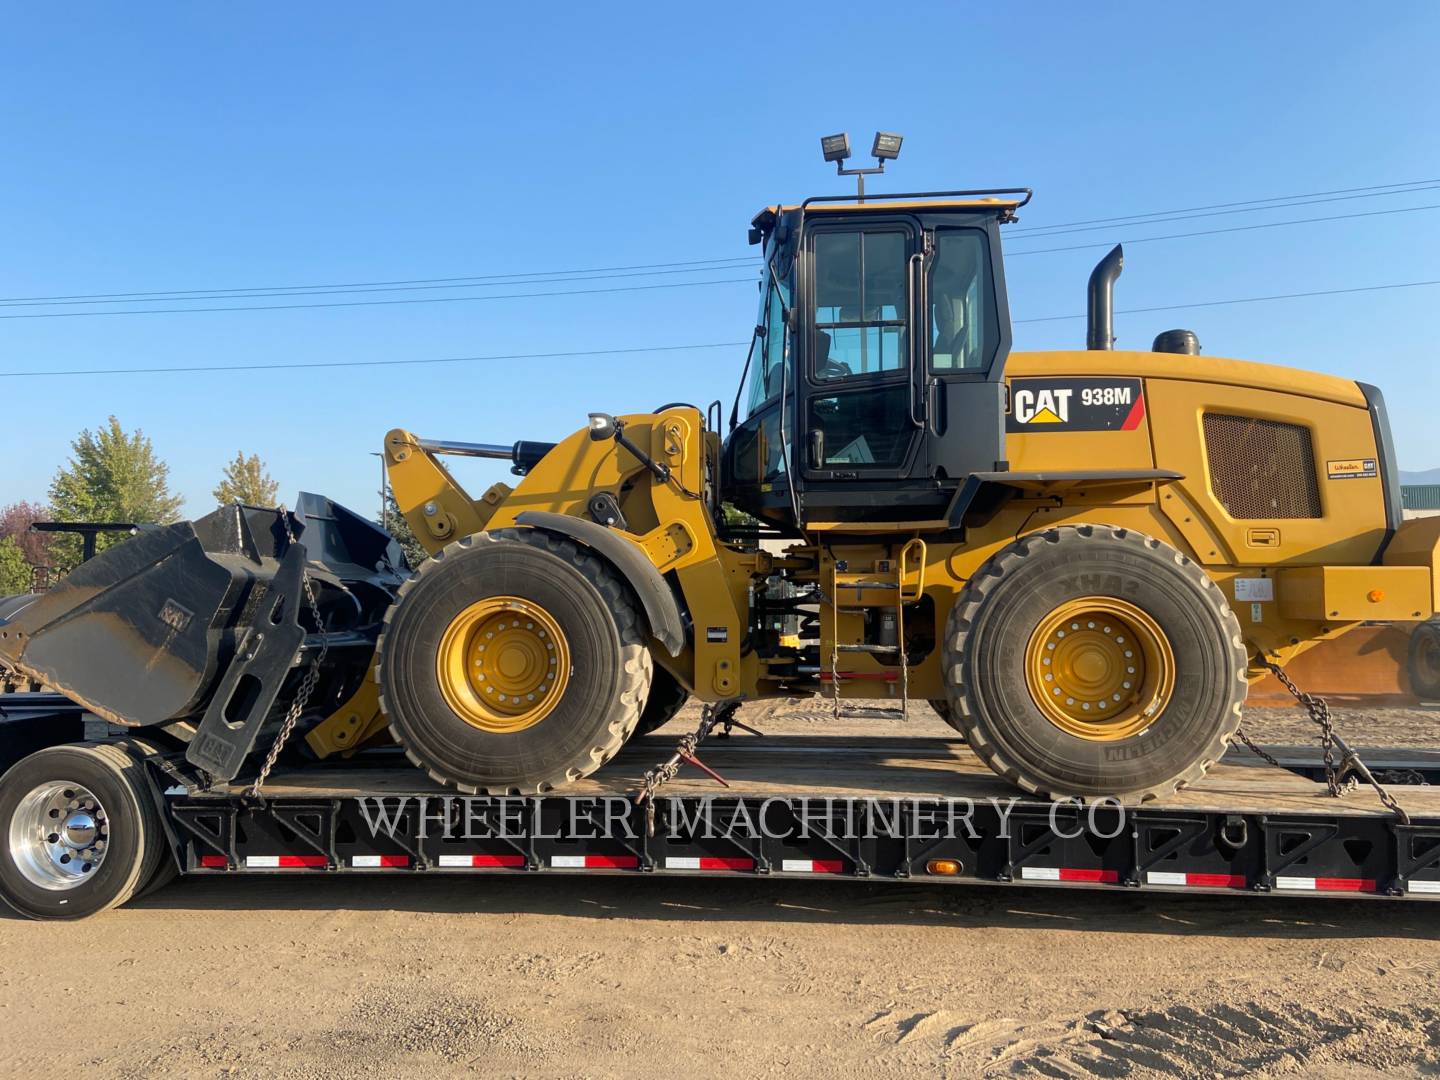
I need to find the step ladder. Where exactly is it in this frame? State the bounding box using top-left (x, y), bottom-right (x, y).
top-left (826, 539), bottom-right (926, 721)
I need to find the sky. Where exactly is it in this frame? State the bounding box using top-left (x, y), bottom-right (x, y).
top-left (1, 3), bottom-right (1437, 519)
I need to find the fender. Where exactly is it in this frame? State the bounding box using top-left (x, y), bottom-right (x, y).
top-left (514, 511), bottom-right (686, 657)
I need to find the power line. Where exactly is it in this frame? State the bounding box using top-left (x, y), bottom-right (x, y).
top-left (0, 276), bottom-right (757, 321)
top-left (1015, 278), bottom-right (1440, 324)
top-left (1006, 178), bottom-right (1440, 236)
top-left (1004, 184), bottom-right (1440, 241)
top-left (0, 256), bottom-right (759, 306)
top-left (2, 177), bottom-right (1433, 310)
top-left (0, 260), bottom-right (761, 309)
top-left (4, 278), bottom-right (1436, 378)
top-left (1007, 202), bottom-right (1440, 257)
top-left (4, 200), bottom-right (1431, 320)
top-left (0, 341), bottom-right (752, 378)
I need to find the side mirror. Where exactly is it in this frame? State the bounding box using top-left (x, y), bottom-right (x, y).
top-left (588, 413), bottom-right (618, 442)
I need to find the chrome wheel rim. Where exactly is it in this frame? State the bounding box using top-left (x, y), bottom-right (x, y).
top-left (8, 782), bottom-right (109, 890)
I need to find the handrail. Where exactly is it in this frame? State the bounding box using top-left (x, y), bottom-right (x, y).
top-left (798, 188), bottom-right (1033, 214)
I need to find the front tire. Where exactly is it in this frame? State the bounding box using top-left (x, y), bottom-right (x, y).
top-left (943, 525), bottom-right (1246, 801)
top-left (377, 529), bottom-right (652, 794)
top-left (0, 743), bottom-right (164, 920)
top-left (928, 699), bottom-right (966, 738)
top-left (635, 667), bottom-right (689, 736)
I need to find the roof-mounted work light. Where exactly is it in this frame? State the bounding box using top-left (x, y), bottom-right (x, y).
top-left (819, 133), bottom-right (852, 163)
top-left (871, 131), bottom-right (903, 160)
top-left (819, 130), bottom-right (904, 201)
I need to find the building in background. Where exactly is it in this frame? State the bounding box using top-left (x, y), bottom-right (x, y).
top-left (1403, 486), bottom-right (1440, 520)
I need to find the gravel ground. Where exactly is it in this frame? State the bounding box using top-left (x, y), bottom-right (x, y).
top-left (1, 700), bottom-right (1437, 1078)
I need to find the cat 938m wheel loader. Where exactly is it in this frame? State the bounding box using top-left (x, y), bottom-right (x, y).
top-left (5, 184), bottom-right (1440, 804)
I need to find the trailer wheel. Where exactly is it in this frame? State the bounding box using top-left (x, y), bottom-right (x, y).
top-left (0, 743), bottom-right (164, 920)
top-left (635, 667), bottom-right (689, 736)
top-left (1407, 621), bottom-right (1440, 701)
top-left (942, 525), bottom-right (1247, 802)
top-left (377, 528), bottom-right (652, 794)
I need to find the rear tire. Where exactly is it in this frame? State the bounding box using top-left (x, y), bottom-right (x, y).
top-left (377, 529), bottom-right (652, 794)
top-left (0, 742), bottom-right (164, 920)
top-left (1408, 621), bottom-right (1440, 701)
top-left (635, 666), bottom-right (689, 736)
top-left (943, 525), bottom-right (1246, 802)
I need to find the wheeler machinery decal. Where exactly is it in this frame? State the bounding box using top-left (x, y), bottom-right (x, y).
top-left (1327, 458), bottom-right (1379, 480)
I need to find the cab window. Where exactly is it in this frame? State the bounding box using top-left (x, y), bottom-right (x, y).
top-left (746, 275), bottom-right (792, 414)
top-left (812, 230), bottom-right (908, 381)
top-left (928, 230), bottom-right (998, 373)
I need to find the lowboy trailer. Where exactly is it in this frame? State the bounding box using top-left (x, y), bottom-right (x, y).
top-left (3, 693), bottom-right (1439, 918)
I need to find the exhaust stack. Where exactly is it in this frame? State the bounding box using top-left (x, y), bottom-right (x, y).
top-left (1086, 244), bottom-right (1124, 350)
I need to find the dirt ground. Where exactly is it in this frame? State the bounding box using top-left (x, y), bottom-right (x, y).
top-left (2, 700), bottom-right (1438, 1079)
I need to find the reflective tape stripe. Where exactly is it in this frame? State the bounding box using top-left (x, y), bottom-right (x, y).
top-left (551, 854), bottom-right (638, 869)
top-left (780, 859), bottom-right (844, 874)
top-left (245, 855), bottom-right (327, 869)
top-left (1407, 880), bottom-right (1440, 894)
top-left (1275, 876), bottom-right (1376, 892)
top-left (438, 854), bottom-right (525, 868)
top-left (351, 855), bottom-right (409, 869)
top-left (1147, 871), bottom-right (1247, 888)
top-left (199, 855), bottom-right (227, 869)
top-left (1020, 867), bottom-right (1118, 883)
top-left (664, 856), bottom-right (754, 871)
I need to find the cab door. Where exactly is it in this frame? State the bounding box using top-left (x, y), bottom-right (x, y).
top-left (799, 220), bottom-right (923, 481)
top-left (921, 221), bottom-right (1012, 478)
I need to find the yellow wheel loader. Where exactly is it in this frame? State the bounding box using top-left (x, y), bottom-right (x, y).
top-left (4, 184), bottom-right (1439, 803)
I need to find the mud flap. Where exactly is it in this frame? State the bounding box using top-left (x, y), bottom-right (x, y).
top-left (185, 544), bottom-right (309, 781)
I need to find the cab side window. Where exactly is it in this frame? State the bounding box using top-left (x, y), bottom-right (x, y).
top-left (813, 231), bottom-right (908, 381)
top-left (746, 278), bottom-right (792, 414)
top-left (928, 230), bottom-right (997, 373)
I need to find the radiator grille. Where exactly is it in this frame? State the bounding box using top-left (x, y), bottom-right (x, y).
top-left (1202, 413), bottom-right (1322, 519)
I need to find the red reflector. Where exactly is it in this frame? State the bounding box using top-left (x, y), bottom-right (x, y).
top-left (585, 854), bottom-right (639, 869)
top-left (1189, 872), bottom-right (1247, 889)
top-left (698, 857), bottom-right (753, 871)
top-left (199, 855), bottom-right (227, 869)
top-left (473, 854), bottom-right (525, 868)
top-left (1316, 877), bottom-right (1376, 892)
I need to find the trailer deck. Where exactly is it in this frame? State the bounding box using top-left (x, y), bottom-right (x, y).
top-left (151, 733), bottom-right (1440, 901)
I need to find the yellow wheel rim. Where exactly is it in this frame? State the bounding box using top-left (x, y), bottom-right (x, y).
top-left (436, 596), bottom-right (570, 734)
top-left (1025, 597), bottom-right (1175, 741)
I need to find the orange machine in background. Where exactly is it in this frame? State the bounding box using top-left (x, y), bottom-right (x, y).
top-left (1247, 623), bottom-right (1438, 705)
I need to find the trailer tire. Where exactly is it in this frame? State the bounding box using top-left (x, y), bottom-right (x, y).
top-left (635, 667), bottom-right (689, 736)
top-left (943, 525), bottom-right (1247, 802)
top-left (377, 528), bottom-right (652, 794)
top-left (1407, 621), bottom-right (1440, 701)
top-left (0, 743), bottom-right (164, 920)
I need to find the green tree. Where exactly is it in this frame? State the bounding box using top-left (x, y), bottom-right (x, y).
top-left (213, 451), bottom-right (279, 507)
top-left (48, 417), bottom-right (184, 570)
top-left (382, 491), bottom-right (428, 570)
top-left (0, 537), bottom-right (31, 594)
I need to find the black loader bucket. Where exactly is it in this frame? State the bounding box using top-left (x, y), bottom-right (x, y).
top-left (0, 494), bottom-right (406, 781)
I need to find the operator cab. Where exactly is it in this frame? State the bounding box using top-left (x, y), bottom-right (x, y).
top-left (723, 191), bottom-right (1027, 529)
